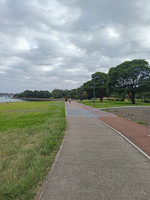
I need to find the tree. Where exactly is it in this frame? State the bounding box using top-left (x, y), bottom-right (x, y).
top-left (69, 89), bottom-right (76, 99)
top-left (33, 90), bottom-right (39, 98)
top-left (38, 90), bottom-right (52, 98)
top-left (75, 87), bottom-right (83, 100)
top-left (21, 90), bottom-right (33, 97)
top-left (61, 89), bottom-right (70, 98)
top-left (92, 72), bottom-right (107, 102)
top-left (82, 80), bottom-right (93, 99)
top-left (81, 91), bottom-right (88, 99)
top-left (107, 59), bottom-right (150, 104)
top-left (14, 90), bottom-right (52, 98)
top-left (51, 89), bottom-right (63, 99)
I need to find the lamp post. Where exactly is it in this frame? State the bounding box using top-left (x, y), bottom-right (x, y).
top-left (92, 74), bottom-right (96, 107)
top-left (92, 74), bottom-right (100, 107)
top-left (80, 86), bottom-right (81, 101)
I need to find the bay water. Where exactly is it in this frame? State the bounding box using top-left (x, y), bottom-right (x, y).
top-left (0, 97), bottom-right (24, 103)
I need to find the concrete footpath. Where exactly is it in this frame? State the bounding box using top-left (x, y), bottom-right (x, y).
top-left (37, 101), bottom-right (150, 200)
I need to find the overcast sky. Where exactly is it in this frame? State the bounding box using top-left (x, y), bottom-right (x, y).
top-left (1, 0), bottom-right (150, 93)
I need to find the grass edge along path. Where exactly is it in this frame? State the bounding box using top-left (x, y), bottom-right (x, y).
top-left (81, 99), bottom-right (150, 108)
top-left (0, 101), bottom-right (66, 200)
top-left (81, 100), bottom-right (150, 126)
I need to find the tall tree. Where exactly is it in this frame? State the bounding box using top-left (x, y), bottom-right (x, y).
top-left (82, 80), bottom-right (93, 99)
top-left (107, 59), bottom-right (150, 104)
top-left (92, 72), bottom-right (108, 102)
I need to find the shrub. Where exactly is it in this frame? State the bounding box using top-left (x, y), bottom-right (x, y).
top-left (144, 99), bottom-right (150, 103)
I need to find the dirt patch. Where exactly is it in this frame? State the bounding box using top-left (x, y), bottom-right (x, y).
top-left (102, 107), bottom-right (150, 126)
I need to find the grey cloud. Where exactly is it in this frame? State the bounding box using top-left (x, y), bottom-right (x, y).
top-left (0, 0), bottom-right (150, 93)
top-left (72, 0), bottom-right (135, 31)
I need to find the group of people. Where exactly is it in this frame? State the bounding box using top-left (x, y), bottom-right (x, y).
top-left (65, 98), bottom-right (71, 103)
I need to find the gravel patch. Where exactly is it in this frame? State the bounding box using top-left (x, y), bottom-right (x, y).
top-left (101, 107), bottom-right (150, 126)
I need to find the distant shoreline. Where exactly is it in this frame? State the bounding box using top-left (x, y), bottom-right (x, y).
top-left (0, 96), bottom-right (62, 103)
top-left (0, 97), bottom-right (24, 103)
top-left (13, 97), bottom-right (62, 101)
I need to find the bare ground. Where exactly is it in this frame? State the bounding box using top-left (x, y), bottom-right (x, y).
top-left (101, 106), bottom-right (150, 126)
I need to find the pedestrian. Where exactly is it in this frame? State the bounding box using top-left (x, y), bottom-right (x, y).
top-left (65, 98), bottom-right (67, 103)
top-left (69, 98), bottom-right (71, 103)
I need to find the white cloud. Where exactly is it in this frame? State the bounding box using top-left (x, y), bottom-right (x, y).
top-left (67, 69), bottom-right (81, 72)
top-left (41, 66), bottom-right (53, 72)
top-left (64, 79), bottom-right (78, 84)
top-left (61, 43), bottom-right (86, 57)
top-left (76, 24), bottom-right (123, 47)
top-left (16, 38), bottom-right (30, 50)
top-left (106, 27), bottom-right (119, 38)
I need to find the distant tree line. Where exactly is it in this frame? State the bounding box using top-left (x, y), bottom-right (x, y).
top-left (14, 59), bottom-right (150, 104)
top-left (14, 89), bottom-right (71, 99)
top-left (14, 90), bottom-right (52, 98)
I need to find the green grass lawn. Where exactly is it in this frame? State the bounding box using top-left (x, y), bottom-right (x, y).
top-left (0, 101), bottom-right (66, 200)
top-left (81, 99), bottom-right (150, 108)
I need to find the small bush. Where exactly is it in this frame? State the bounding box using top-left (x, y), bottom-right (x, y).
top-left (144, 99), bottom-right (150, 103)
top-left (107, 98), bottom-right (115, 101)
top-left (116, 98), bottom-right (124, 101)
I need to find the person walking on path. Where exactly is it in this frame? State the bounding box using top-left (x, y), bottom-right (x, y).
top-left (69, 97), bottom-right (71, 103)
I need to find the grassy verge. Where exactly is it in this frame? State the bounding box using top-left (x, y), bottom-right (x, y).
top-left (81, 99), bottom-right (150, 108)
top-left (0, 101), bottom-right (66, 200)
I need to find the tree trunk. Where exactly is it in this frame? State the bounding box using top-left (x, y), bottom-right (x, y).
top-left (122, 92), bottom-right (125, 99)
top-left (99, 89), bottom-right (103, 102)
top-left (128, 91), bottom-right (135, 104)
top-left (100, 96), bottom-right (103, 102)
top-left (131, 97), bottom-right (135, 104)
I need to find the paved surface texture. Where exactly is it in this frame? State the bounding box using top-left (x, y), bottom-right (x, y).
top-left (100, 115), bottom-right (150, 157)
top-left (37, 101), bottom-right (150, 200)
top-left (70, 103), bottom-right (150, 157)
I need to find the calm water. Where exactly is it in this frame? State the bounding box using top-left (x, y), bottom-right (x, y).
top-left (0, 97), bottom-right (24, 103)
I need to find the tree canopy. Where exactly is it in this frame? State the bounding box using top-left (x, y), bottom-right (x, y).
top-left (107, 59), bottom-right (150, 104)
top-left (82, 80), bottom-right (93, 99)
